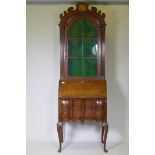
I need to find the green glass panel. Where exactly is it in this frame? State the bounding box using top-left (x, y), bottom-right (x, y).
top-left (83, 20), bottom-right (97, 38)
top-left (68, 59), bottom-right (82, 76)
top-left (83, 39), bottom-right (97, 57)
top-left (83, 59), bottom-right (97, 76)
top-left (68, 19), bottom-right (97, 38)
top-left (68, 39), bottom-right (82, 57)
top-left (67, 19), bottom-right (98, 77)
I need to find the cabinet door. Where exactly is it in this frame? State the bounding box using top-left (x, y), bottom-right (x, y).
top-left (67, 19), bottom-right (98, 77)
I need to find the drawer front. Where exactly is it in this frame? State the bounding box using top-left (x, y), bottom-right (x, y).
top-left (84, 100), bottom-right (96, 120)
top-left (59, 99), bottom-right (106, 122)
top-left (72, 99), bottom-right (83, 120)
top-left (72, 110), bottom-right (81, 120)
top-left (95, 100), bottom-right (106, 121)
top-left (59, 99), bottom-right (71, 121)
top-left (72, 99), bottom-right (82, 110)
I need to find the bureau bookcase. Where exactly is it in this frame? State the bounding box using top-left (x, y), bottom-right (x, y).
top-left (57, 2), bottom-right (108, 152)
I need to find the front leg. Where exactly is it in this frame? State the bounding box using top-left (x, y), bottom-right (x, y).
top-left (57, 122), bottom-right (63, 152)
top-left (101, 123), bottom-right (104, 143)
top-left (102, 122), bottom-right (108, 152)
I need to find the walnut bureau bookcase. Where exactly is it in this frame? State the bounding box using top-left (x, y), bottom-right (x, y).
top-left (57, 2), bottom-right (108, 152)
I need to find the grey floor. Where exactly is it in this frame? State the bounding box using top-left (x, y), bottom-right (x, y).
top-left (27, 141), bottom-right (129, 155)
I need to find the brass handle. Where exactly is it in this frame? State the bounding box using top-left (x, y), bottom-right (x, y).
top-left (62, 100), bottom-right (69, 104)
top-left (61, 81), bottom-right (65, 84)
top-left (96, 100), bottom-right (102, 105)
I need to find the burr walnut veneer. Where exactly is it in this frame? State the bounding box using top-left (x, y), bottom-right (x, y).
top-left (57, 2), bottom-right (108, 152)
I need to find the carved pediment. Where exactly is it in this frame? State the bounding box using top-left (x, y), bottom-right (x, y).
top-left (60, 2), bottom-right (105, 25)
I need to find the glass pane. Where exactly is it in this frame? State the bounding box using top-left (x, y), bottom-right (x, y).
top-left (83, 20), bottom-right (97, 38)
top-left (67, 18), bottom-right (98, 77)
top-left (68, 39), bottom-right (82, 57)
top-left (68, 59), bottom-right (82, 76)
top-left (68, 19), bottom-right (97, 38)
top-left (83, 39), bottom-right (97, 57)
top-left (83, 59), bottom-right (97, 76)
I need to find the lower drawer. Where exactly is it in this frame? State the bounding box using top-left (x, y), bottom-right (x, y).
top-left (59, 99), bottom-right (106, 121)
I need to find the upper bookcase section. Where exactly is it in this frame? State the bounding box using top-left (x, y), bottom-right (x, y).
top-left (59, 2), bottom-right (106, 79)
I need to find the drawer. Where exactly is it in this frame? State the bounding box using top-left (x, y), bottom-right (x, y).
top-left (72, 99), bottom-right (82, 110)
top-left (72, 99), bottom-right (83, 120)
top-left (84, 109), bottom-right (94, 120)
top-left (59, 99), bottom-right (71, 121)
top-left (72, 110), bottom-right (81, 120)
top-left (60, 100), bottom-right (70, 110)
top-left (61, 110), bottom-right (69, 121)
top-left (96, 110), bottom-right (105, 121)
top-left (95, 100), bottom-right (106, 121)
top-left (85, 100), bottom-right (96, 109)
top-left (58, 99), bottom-right (106, 121)
top-left (84, 100), bottom-right (96, 120)
top-left (84, 99), bottom-right (106, 121)
top-left (59, 99), bottom-right (83, 121)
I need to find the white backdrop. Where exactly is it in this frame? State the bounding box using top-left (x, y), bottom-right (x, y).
top-left (26, 4), bottom-right (128, 145)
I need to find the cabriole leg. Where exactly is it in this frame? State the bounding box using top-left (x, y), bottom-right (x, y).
top-left (101, 123), bottom-right (104, 143)
top-left (57, 122), bottom-right (63, 152)
top-left (102, 122), bottom-right (108, 152)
